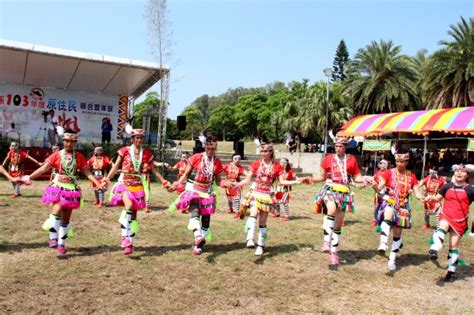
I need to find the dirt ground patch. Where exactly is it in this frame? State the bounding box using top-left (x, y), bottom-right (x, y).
top-left (1, 180), bottom-right (473, 313)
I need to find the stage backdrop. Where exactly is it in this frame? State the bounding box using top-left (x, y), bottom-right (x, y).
top-left (0, 83), bottom-right (128, 146)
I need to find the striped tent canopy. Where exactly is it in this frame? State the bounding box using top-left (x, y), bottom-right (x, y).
top-left (338, 107), bottom-right (474, 137)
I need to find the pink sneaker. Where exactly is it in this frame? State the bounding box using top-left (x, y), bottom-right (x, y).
top-left (56, 245), bottom-right (67, 256)
top-left (192, 247), bottom-right (202, 255)
top-left (329, 252), bottom-right (340, 265)
top-left (49, 239), bottom-right (58, 248)
top-left (121, 237), bottom-right (132, 248)
top-left (321, 241), bottom-right (331, 253)
top-left (194, 236), bottom-right (206, 248)
top-left (283, 216), bottom-right (289, 221)
top-left (372, 219), bottom-right (378, 226)
top-left (123, 244), bottom-right (133, 255)
top-left (273, 213), bottom-right (280, 218)
top-left (233, 212), bottom-right (239, 219)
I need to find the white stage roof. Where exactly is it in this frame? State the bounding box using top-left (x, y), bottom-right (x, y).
top-left (0, 39), bottom-right (168, 99)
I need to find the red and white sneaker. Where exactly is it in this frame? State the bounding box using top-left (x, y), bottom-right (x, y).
top-left (123, 244), bottom-right (133, 255)
top-left (273, 213), bottom-right (280, 218)
top-left (226, 208), bottom-right (233, 214)
top-left (372, 219), bottom-right (378, 226)
top-left (97, 203), bottom-right (103, 209)
top-left (233, 212), bottom-right (239, 219)
top-left (423, 223), bottom-right (430, 229)
top-left (329, 252), bottom-right (340, 265)
top-left (10, 194), bottom-right (18, 199)
top-left (283, 216), bottom-right (289, 221)
top-left (192, 246), bottom-right (202, 255)
top-left (321, 241), bottom-right (331, 253)
top-left (194, 236), bottom-right (206, 248)
top-left (121, 237), bottom-right (132, 248)
top-left (56, 245), bottom-right (67, 256)
top-left (48, 238), bottom-right (58, 248)
top-left (93, 200), bottom-right (99, 205)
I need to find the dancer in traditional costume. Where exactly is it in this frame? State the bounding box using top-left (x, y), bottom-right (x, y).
top-left (104, 129), bottom-right (167, 255)
top-left (167, 152), bottom-right (189, 194)
top-left (373, 149), bottom-right (424, 271)
top-left (87, 146), bottom-right (112, 208)
top-left (307, 137), bottom-right (366, 265)
top-left (223, 154), bottom-right (245, 218)
top-left (372, 160), bottom-right (389, 226)
top-left (169, 133), bottom-right (226, 255)
top-left (420, 168), bottom-right (446, 229)
top-left (427, 164), bottom-right (474, 282)
top-left (2, 141), bottom-right (42, 198)
top-left (237, 143), bottom-right (301, 256)
top-left (20, 131), bottom-right (101, 257)
top-left (274, 158), bottom-right (296, 221)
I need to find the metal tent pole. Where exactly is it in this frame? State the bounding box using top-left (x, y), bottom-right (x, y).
top-left (421, 135), bottom-right (428, 178)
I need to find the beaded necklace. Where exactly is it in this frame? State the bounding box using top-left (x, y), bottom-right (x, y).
top-left (334, 154), bottom-right (348, 184)
top-left (129, 144), bottom-right (143, 173)
top-left (60, 149), bottom-right (76, 177)
top-left (258, 159), bottom-right (274, 180)
top-left (200, 153), bottom-right (215, 182)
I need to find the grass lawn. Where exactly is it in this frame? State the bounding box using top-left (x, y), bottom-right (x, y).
top-left (0, 179), bottom-right (473, 313)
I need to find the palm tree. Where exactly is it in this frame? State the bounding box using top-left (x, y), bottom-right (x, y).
top-left (422, 16), bottom-right (473, 108)
top-left (345, 40), bottom-right (421, 114)
top-left (281, 81), bottom-right (352, 141)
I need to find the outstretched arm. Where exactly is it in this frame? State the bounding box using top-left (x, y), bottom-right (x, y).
top-left (26, 154), bottom-right (42, 166)
top-left (0, 165), bottom-right (14, 181)
top-left (151, 164), bottom-right (167, 184)
top-left (105, 155), bottom-right (123, 182)
top-left (28, 163), bottom-right (53, 181)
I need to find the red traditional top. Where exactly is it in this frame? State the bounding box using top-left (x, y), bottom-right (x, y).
top-left (118, 146), bottom-right (154, 186)
top-left (46, 150), bottom-right (88, 177)
top-left (321, 154), bottom-right (360, 184)
top-left (175, 160), bottom-right (189, 177)
top-left (439, 182), bottom-right (474, 221)
top-left (374, 169), bottom-right (389, 184)
top-left (87, 155), bottom-right (112, 178)
top-left (7, 150), bottom-right (28, 176)
top-left (188, 152), bottom-right (224, 186)
top-left (223, 163), bottom-right (245, 182)
top-left (383, 168), bottom-right (418, 205)
top-left (248, 160), bottom-right (284, 185)
top-left (421, 175), bottom-right (446, 195)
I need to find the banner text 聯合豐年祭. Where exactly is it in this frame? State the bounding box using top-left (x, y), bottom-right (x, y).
top-left (0, 83), bottom-right (128, 146)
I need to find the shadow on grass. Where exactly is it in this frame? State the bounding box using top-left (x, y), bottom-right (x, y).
top-left (67, 244), bottom-right (192, 258)
top-left (0, 242), bottom-right (47, 252)
top-left (342, 219), bottom-right (361, 226)
top-left (253, 243), bottom-right (309, 265)
top-left (204, 242), bottom-right (247, 263)
top-left (338, 249), bottom-right (379, 265)
top-left (435, 265), bottom-right (474, 286)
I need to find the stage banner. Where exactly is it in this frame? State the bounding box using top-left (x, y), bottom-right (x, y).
top-left (468, 138), bottom-right (474, 152)
top-left (362, 139), bottom-right (391, 151)
top-left (0, 83), bottom-right (125, 146)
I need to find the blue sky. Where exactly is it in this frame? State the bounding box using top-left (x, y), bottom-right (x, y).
top-left (0, 0), bottom-right (471, 118)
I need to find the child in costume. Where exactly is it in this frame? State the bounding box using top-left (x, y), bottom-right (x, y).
top-left (166, 152), bottom-right (189, 195)
top-left (373, 149), bottom-right (424, 271)
top-left (2, 141), bottom-right (42, 198)
top-left (169, 133), bottom-right (226, 255)
top-left (223, 154), bottom-right (245, 218)
top-left (372, 160), bottom-right (389, 226)
top-left (87, 146), bottom-right (112, 208)
top-left (427, 164), bottom-right (474, 282)
top-left (104, 129), bottom-right (167, 255)
top-left (21, 131), bottom-right (101, 257)
top-left (274, 158), bottom-right (296, 221)
top-left (307, 137), bottom-right (367, 265)
top-left (237, 142), bottom-right (301, 256)
top-left (419, 168), bottom-right (446, 229)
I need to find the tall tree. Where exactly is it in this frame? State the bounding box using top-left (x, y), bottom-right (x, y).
top-left (345, 39), bottom-right (421, 114)
top-left (146, 0), bottom-right (172, 149)
top-left (332, 40), bottom-right (350, 81)
top-left (422, 16), bottom-right (473, 108)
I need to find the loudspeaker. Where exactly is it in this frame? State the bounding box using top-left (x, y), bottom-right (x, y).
top-left (177, 115), bottom-right (187, 131)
